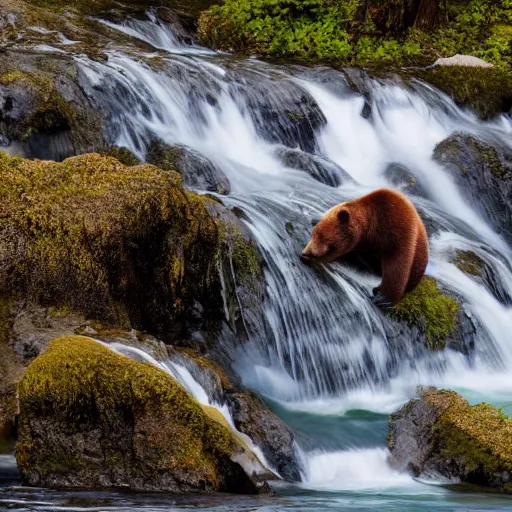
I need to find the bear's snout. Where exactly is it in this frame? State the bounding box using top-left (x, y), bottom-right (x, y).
top-left (300, 251), bottom-right (315, 263)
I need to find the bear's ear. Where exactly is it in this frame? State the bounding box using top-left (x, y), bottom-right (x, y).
top-left (338, 209), bottom-right (350, 225)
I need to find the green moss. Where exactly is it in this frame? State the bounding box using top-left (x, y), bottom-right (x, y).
top-left (146, 141), bottom-right (184, 173)
top-left (389, 277), bottom-right (459, 350)
top-left (453, 250), bottom-right (485, 276)
top-left (17, 336), bottom-right (235, 484)
top-left (424, 389), bottom-right (512, 477)
top-left (102, 147), bottom-right (141, 167)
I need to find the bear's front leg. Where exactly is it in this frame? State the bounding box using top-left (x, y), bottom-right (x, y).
top-left (375, 252), bottom-right (413, 307)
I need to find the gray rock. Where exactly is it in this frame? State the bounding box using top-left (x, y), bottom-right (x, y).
top-left (147, 141), bottom-right (230, 194)
top-left (276, 147), bottom-right (351, 187)
top-left (434, 133), bottom-right (512, 244)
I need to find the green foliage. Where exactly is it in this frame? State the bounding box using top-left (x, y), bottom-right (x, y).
top-left (389, 277), bottom-right (459, 350)
top-left (199, 0), bottom-right (512, 67)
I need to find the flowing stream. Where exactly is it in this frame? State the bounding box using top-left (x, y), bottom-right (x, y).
top-left (2, 10), bottom-right (512, 512)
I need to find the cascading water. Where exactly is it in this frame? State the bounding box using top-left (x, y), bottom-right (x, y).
top-left (57, 10), bottom-right (512, 498)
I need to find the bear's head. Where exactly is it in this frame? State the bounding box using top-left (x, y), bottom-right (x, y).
top-left (301, 204), bottom-right (359, 263)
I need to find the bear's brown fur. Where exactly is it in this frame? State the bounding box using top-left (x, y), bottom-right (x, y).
top-left (301, 188), bottom-right (428, 306)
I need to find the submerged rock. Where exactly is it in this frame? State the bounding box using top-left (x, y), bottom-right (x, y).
top-left (388, 387), bottom-right (512, 493)
top-left (16, 336), bottom-right (264, 493)
top-left (384, 163), bottom-right (426, 198)
top-left (434, 133), bottom-right (512, 244)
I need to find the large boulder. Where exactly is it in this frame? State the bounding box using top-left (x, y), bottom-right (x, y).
top-left (388, 387), bottom-right (512, 493)
top-left (433, 133), bottom-right (512, 244)
top-left (0, 152), bottom-right (263, 345)
top-left (16, 336), bottom-right (267, 492)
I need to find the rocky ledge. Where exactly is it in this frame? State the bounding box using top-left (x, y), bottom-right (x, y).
top-left (388, 387), bottom-right (512, 493)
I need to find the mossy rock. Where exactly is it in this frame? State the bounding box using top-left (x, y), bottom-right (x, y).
top-left (0, 152), bottom-right (262, 344)
top-left (453, 250), bottom-right (485, 277)
top-left (402, 67), bottom-right (512, 120)
top-left (0, 66), bottom-right (104, 160)
top-left (16, 336), bottom-right (260, 492)
top-left (389, 277), bottom-right (459, 350)
top-left (389, 387), bottom-right (512, 493)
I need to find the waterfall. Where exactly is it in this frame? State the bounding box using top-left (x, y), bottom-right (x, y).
top-left (71, 11), bottom-right (512, 491)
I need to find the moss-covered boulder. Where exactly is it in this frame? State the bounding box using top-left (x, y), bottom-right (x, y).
top-left (16, 336), bottom-right (264, 492)
top-left (434, 133), bottom-right (512, 244)
top-left (388, 387), bottom-right (512, 493)
top-left (388, 277), bottom-right (460, 351)
top-left (0, 152), bottom-right (263, 345)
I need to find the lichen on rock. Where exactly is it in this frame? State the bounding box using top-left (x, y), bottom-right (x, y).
top-left (388, 387), bottom-right (512, 493)
top-left (16, 336), bottom-right (261, 492)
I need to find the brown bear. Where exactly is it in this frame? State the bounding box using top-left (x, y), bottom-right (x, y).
top-left (300, 188), bottom-right (428, 307)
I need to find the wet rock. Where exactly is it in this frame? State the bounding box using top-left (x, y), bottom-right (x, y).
top-left (452, 249), bottom-right (512, 306)
top-left (433, 133), bottom-right (512, 244)
top-left (228, 71), bottom-right (326, 153)
top-left (384, 163), bottom-right (427, 197)
top-left (399, 67), bottom-right (512, 120)
top-left (388, 387), bottom-right (512, 492)
top-left (168, 347), bottom-right (302, 482)
top-left (0, 52), bottom-right (105, 161)
top-left (147, 140), bottom-right (230, 194)
top-left (276, 147), bottom-right (350, 187)
top-left (17, 336), bottom-right (263, 493)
